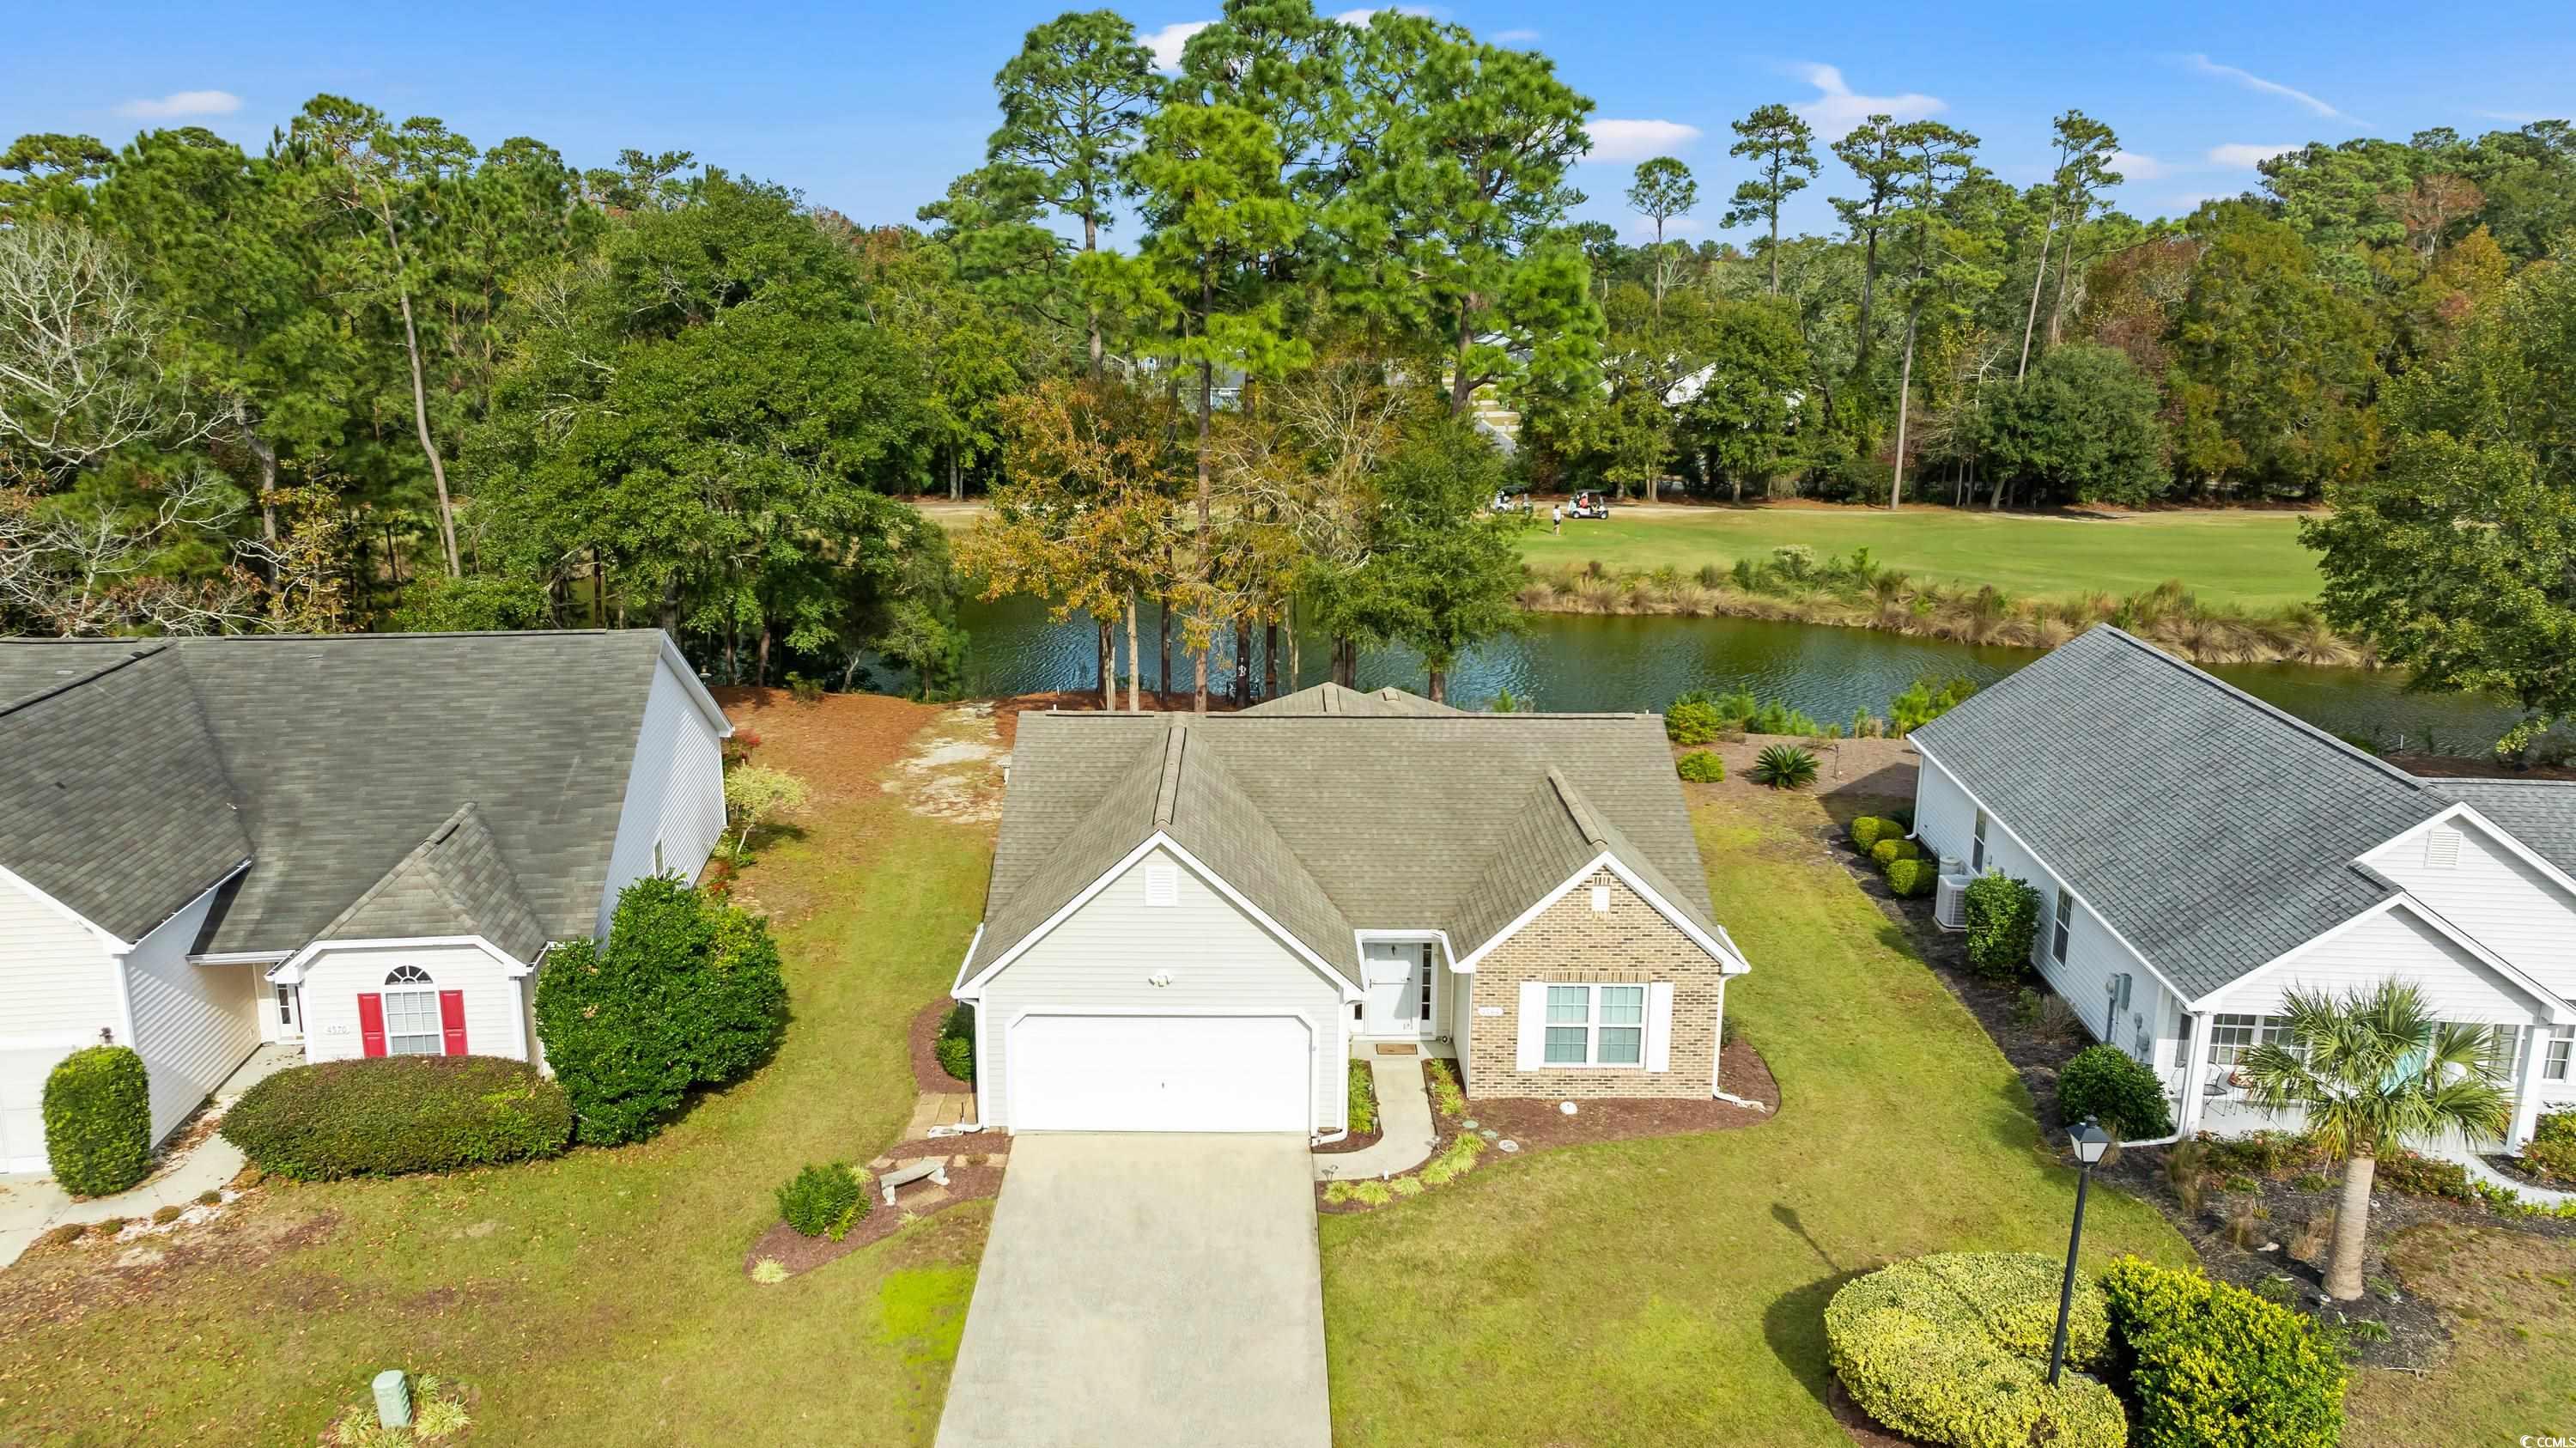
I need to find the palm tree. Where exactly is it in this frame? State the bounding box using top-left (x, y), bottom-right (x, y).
top-left (2238, 981), bottom-right (2514, 1299)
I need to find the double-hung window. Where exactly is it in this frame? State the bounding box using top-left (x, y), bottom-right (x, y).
top-left (383, 964), bottom-right (443, 1056)
top-left (2548, 1027), bottom-right (2573, 1083)
top-left (2050, 889), bottom-right (2074, 964)
top-left (1971, 811), bottom-right (1989, 872)
top-left (1543, 984), bottom-right (1645, 1066)
top-left (2211, 1013), bottom-right (2299, 1070)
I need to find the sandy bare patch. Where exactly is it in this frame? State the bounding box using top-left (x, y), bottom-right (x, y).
top-left (884, 703), bottom-right (1006, 824)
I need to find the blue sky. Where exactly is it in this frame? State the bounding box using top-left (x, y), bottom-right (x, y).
top-left (12, 1), bottom-right (2573, 244)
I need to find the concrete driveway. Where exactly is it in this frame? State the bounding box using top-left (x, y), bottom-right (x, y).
top-left (934, 1134), bottom-right (1330, 1448)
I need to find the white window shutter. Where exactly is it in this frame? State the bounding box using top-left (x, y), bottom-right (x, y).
top-left (1515, 981), bottom-right (1546, 1071)
top-left (1645, 981), bottom-right (1674, 1073)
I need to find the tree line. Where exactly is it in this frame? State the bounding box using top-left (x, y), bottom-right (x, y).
top-left (3, 2), bottom-right (2573, 729)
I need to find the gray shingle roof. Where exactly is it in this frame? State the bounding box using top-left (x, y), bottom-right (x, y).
top-left (1909, 626), bottom-right (2451, 1001)
top-left (2434, 779), bottom-right (2576, 879)
top-left (314, 804), bottom-right (550, 962)
top-left (969, 702), bottom-right (1721, 983)
top-left (1242, 682), bottom-right (1466, 717)
top-left (0, 630), bottom-right (680, 956)
top-left (0, 648), bottom-right (252, 941)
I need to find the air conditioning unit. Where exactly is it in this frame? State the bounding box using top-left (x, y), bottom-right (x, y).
top-left (1933, 856), bottom-right (1971, 932)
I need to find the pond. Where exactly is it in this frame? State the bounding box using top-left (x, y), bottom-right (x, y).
top-left (955, 595), bottom-right (2526, 751)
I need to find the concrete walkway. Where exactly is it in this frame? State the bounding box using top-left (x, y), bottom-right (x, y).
top-left (935, 1134), bottom-right (1330, 1448)
top-left (2455, 1149), bottom-right (2576, 1208)
top-left (1315, 1054), bottom-right (1437, 1182)
top-left (0, 1043), bottom-right (299, 1269)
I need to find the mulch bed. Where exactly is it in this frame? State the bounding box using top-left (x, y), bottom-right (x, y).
top-left (1827, 1379), bottom-right (1933, 1448)
top-left (743, 1136), bottom-right (1011, 1280)
top-left (908, 997), bottom-right (974, 1097)
top-left (2478, 1153), bottom-right (2575, 1193)
top-left (1466, 1040), bottom-right (1779, 1150)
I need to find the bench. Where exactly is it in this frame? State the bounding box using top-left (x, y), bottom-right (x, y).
top-left (878, 1159), bottom-right (950, 1206)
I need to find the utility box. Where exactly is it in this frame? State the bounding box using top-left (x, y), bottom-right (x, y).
top-left (372, 1370), bottom-right (412, 1429)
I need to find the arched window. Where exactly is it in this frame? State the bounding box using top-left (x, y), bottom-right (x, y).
top-left (381, 965), bottom-right (440, 1054)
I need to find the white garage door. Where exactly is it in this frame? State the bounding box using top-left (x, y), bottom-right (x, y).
top-left (1009, 1013), bottom-right (1311, 1134)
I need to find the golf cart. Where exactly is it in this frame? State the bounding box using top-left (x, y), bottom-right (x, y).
top-left (1490, 487), bottom-right (1534, 515)
top-left (1569, 490), bottom-right (1611, 520)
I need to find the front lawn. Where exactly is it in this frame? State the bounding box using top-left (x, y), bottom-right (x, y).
top-left (1315, 781), bottom-right (2196, 1445)
top-left (0, 693), bottom-right (993, 1446)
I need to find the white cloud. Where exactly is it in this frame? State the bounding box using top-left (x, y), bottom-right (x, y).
top-left (1492, 27), bottom-right (1540, 43)
top-left (1786, 63), bottom-right (1944, 141)
top-left (2109, 149), bottom-right (2172, 180)
top-left (1583, 119), bottom-right (1703, 164)
top-left (114, 89), bottom-right (242, 120)
top-left (1143, 21), bottom-right (1212, 72)
top-left (2182, 55), bottom-right (2366, 125)
top-left (2206, 142), bottom-right (2295, 168)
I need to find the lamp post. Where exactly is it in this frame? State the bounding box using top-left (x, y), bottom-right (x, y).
top-left (2047, 1117), bottom-right (2111, 1386)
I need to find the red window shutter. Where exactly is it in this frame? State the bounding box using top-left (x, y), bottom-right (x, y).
top-left (439, 990), bottom-right (468, 1056)
top-left (357, 993), bottom-right (387, 1057)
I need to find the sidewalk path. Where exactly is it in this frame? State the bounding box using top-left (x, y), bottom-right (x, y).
top-left (1315, 1056), bottom-right (1438, 1182)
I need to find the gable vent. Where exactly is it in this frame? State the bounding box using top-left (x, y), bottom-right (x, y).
top-left (2424, 826), bottom-right (2464, 871)
top-left (1145, 862), bottom-right (1180, 907)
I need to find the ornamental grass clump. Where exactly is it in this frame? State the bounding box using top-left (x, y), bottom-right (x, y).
top-left (2099, 1256), bottom-right (2346, 1448)
top-left (1824, 1251), bottom-right (2124, 1448)
top-left (42, 1045), bottom-right (152, 1197)
top-left (777, 1162), bottom-right (868, 1240)
top-left (1346, 1060), bottom-right (1378, 1135)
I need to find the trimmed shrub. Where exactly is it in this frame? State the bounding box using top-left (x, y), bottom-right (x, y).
top-left (221, 1056), bottom-right (572, 1181)
top-left (1962, 872), bottom-right (2042, 981)
top-left (43, 1045), bottom-right (152, 1196)
top-left (1883, 856), bottom-right (1935, 897)
top-left (1825, 1252), bottom-right (2124, 1448)
top-left (2204, 1129), bottom-right (2326, 1177)
top-left (1749, 744), bottom-right (1820, 789)
top-left (1849, 816), bottom-right (1897, 850)
top-left (1675, 750), bottom-right (1725, 782)
top-left (2058, 1044), bottom-right (2175, 1139)
top-left (936, 1002), bottom-right (975, 1083)
top-left (777, 1162), bottom-right (868, 1239)
top-left (1664, 699), bottom-right (1723, 745)
top-left (535, 875), bottom-right (789, 1145)
top-left (1347, 1060), bottom-right (1378, 1135)
top-left (1869, 837), bottom-right (1922, 866)
top-left (2099, 1256), bottom-right (2347, 1448)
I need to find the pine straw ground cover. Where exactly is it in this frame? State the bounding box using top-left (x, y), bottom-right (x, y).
top-left (0, 691), bottom-right (996, 1446)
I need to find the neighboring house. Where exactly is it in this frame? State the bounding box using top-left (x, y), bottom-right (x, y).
top-left (0, 631), bottom-right (730, 1173)
top-left (1909, 625), bottom-right (2576, 1150)
top-left (953, 682), bottom-right (1750, 1135)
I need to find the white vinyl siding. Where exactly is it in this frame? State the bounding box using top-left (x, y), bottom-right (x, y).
top-left (1913, 750), bottom-right (2178, 1066)
top-left (969, 847), bottom-right (1346, 1133)
top-left (594, 653), bottom-right (729, 935)
top-left (121, 886), bottom-right (259, 1145)
top-left (2364, 816), bottom-right (2576, 1004)
top-left (300, 944), bottom-right (530, 1064)
top-left (0, 874), bottom-right (125, 1171)
top-left (2212, 904), bottom-right (2550, 1027)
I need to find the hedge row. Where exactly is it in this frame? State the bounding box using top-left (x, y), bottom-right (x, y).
top-left (1825, 1252), bottom-right (2124, 1448)
top-left (221, 1056), bottom-right (572, 1181)
top-left (2100, 1256), bottom-right (2346, 1448)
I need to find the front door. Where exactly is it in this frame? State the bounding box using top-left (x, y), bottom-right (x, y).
top-left (1360, 940), bottom-right (1435, 1037)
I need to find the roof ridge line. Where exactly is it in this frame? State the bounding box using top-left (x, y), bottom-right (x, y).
top-left (0, 644), bottom-right (166, 718)
top-left (2091, 625), bottom-right (2433, 792)
top-left (1545, 767), bottom-right (1612, 849)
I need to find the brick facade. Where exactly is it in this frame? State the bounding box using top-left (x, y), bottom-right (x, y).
top-left (1465, 867), bottom-right (1727, 1099)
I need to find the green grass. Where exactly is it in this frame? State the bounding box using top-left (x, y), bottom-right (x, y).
top-left (2346, 1224), bottom-right (2576, 1447)
top-left (1315, 783), bottom-right (2196, 1446)
top-left (1516, 505), bottom-right (2324, 608)
top-left (0, 711), bottom-right (993, 1446)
